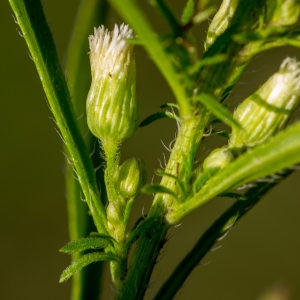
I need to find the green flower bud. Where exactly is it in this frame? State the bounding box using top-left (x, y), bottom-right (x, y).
top-left (203, 147), bottom-right (234, 173)
top-left (193, 147), bottom-right (233, 192)
top-left (118, 158), bottom-right (145, 198)
top-left (205, 0), bottom-right (239, 49)
top-left (266, 0), bottom-right (300, 26)
top-left (230, 57), bottom-right (300, 148)
top-left (106, 198), bottom-right (125, 242)
top-left (86, 24), bottom-right (137, 144)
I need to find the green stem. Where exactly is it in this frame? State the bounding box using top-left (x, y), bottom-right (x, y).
top-left (64, 1), bottom-right (109, 300)
top-left (103, 139), bottom-right (120, 203)
top-left (154, 114), bottom-right (208, 208)
top-left (155, 168), bottom-right (294, 299)
top-left (168, 121), bottom-right (300, 223)
top-left (117, 203), bottom-right (168, 300)
top-left (9, 0), bottom-right (107, 234)
top-left (117, 114), bottom-right (208, 299)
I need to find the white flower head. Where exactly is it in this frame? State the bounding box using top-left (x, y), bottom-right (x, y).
top-left (86, 24), bottom-right (137, 145)
top-left (89, 24), bottom-right (134, 80)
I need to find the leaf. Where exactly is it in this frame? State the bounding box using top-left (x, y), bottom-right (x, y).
top-left (160, 102), bottom-right (179, 110)
top-left (181, 0), bottom-right (195, 25)
top-left (60, 236), bottom-right (114, 254)
top-left (142, 184), bottom-right (178, 199)
top-left (168, 121), bottom-right (300, 223)
top-left (189, 54), bottom-right (227, 75)
top-left (8, 0), bottom-right (107, 233)
top-left (194, 93), bottom-right (241, 130)
top-left (139, 111), bottom-right (177, 127)
top-left (59, 252), bottom-right (118, 282)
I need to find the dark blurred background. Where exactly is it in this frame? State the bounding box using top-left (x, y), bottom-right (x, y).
top-left (1, 1), bottom-right (300, 299)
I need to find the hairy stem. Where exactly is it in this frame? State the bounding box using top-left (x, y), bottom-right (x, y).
top-left (117, 114), bottom-right (208, 299)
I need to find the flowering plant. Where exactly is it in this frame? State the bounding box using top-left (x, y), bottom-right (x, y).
top-left (8, 0), bottom-right (300, 299)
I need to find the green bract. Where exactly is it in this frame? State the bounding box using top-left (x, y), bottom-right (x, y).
top-left (118, 158), bottom-right (144, 198)
top-left (86, 24), bottom-right (137, 144)
top-left (230, 57), bottom-right (300, 148)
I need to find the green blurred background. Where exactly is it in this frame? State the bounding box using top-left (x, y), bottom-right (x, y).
top-left (1, 1), bottom-right (300, 299)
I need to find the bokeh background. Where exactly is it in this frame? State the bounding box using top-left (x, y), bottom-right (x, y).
top-left (1, 1), bottom-right (300, 299)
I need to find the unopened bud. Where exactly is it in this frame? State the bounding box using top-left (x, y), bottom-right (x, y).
top-left (193, 147), bottom-right (233, 192)
top-left (106, 198), bottom-right (125, 242)
top-left (86, 24), bottom-right (137, 144)
top-left (118, 158), bottom-right (145, 198)
top-left (267, 0), bottom-right (300, 26)
top-left (230, 57), bottom-right (300, 148)
top-left (205, 0), bottom-right (239, 49)
top-left (203, 147), bottom-right (234, 174)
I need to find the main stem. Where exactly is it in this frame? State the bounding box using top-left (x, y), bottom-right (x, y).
top-left (117, 114), bottom-right (208, 299)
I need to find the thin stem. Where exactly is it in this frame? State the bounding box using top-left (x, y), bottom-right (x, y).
top-left (117, 203), bottom-right (168, 300)
top-left (103, 139), bottom-right (120, 204)
top-left (155, 169), bottom-right (294, 300)
top-left (9, 0), bottom-right (108, 234)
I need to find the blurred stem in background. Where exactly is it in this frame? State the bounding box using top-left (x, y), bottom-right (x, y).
top-left (64, 1), bottom-right (108, 299)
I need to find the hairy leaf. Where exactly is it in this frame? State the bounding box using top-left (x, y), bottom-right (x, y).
top-left (139, 111), bottom-right (177, 127)
top-left (142, 184), bottom-right (178, 199)
top-left (60, 236), bottom-right (114, 254)
top-left (60, 252), bottom-right (118, 282)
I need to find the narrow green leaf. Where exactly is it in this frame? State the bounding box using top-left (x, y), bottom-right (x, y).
top-left (60, 236), bottom-right (114, 254)
top-left (139, 111), bottom-right (177, 127)
top-left (8, 0), bottom-right (107, 233)
top-left (181, 0), bottom-right (195, 25)
top-left (160, 103), bottom-right (179, 109)
top-left (156, 169), bottom-right (293, 300)
top-left (60, 252), bottom-right (118, 283)
top-left (189, 54), bottom-right (227, 75)
top-left (168, 121), bottom-right (300, 223)
top-left (142, 184), bottom-right (178, 199)
top-left (195, 93), bottom-right (241, 129)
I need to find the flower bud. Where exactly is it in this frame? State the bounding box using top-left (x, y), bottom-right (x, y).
top-left (230, 57), bottom-right (300, 148)
top-left (205, 0), bottom-right (239, 49)
top-left (203, 147), bottom-right (234, 173)
top-left (86, 24), bottom-right (137, 144)
top-left (117, 158), bottom-right (145, 198)
top-left (267, 0), bottom-right (300, 26)
top-left (193, 147), bottom-right (233, 192)
top-left (106, 198), bottom-right (125, 242)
